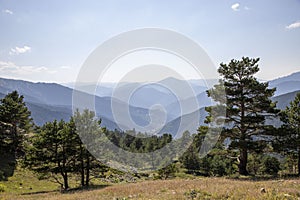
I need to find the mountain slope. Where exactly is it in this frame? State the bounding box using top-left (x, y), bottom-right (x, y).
top-left (269, 71), bottom-right (300, 87)
top-left (0, 78), bottom-right (150, 130)
top-left (271, 81), bottom-right (300, 96)
top-left (160, 107), bottom-right (208, 136)
top-left (272, 90), bottom-right (300, 110)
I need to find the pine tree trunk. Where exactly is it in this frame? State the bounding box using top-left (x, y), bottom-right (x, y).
top-left (85, 155), bottom-right (90, 187)
top-left (63, 173), bottom-right (69, 190)
top-left (239, 148), bottom-right (248, 175)
top-left (80, 146), bottom-right (85, 187)
top-left (81, 162), bottom-right (85, 187)
top-left (298, 150), bottom-right (300, 176)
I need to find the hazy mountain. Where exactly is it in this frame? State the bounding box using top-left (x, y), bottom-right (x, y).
top-left (268, 72), bottom-right (300, 96)
top-left (165, 91), bottom-right (213, 117)
top-left (272, 90), bottom-right (300, 110)
top-left (269, 71), bottom-right (300, 87)
top-left (160, 107), bottom-right (208, 136)
top-left (271, 81), bottom-right (300, 96)
top-left (0, 91), bottom-right (124, 130)
top-left (1, 70), bottom-right (299, 135)
top-left (0, 78), bottom-right (150, 130)
top-left (63, 77), bottom-right (208, 110)
top-left (0, 77), bottom-right (75, 106)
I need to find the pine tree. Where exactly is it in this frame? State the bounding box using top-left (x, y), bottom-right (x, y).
top-left (207, 57), bottom-right (277, 175)
top-left (73, 109), bottom-right (106, 187)
top-left (0, 91), bottom-right (32, 157)
top-left (24, 120), bottom-right (78, 190)
top-left (274, 93), bottom-right (300, 175)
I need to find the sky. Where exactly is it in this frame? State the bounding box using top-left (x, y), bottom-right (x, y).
top-left (0, 0), bottom-right (300, 83)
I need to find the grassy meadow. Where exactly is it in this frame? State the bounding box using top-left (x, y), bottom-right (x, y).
top-left (1, 169), bottom-right (300, 200)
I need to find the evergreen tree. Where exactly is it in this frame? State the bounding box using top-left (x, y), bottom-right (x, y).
top-left (207, 57), bottom-right (277, 175)
top-left (24, 120), bottom-right (77, 190)
top-left (73, 109), bottom-right (106, 187)
top-left (179, 127), bottom-right (207, 174)
top-left (273, 93), bottom-right (300, 175)
top-left (0, 91), bottom-right (32, 180)
top-left (0, 91), bottom-right (32, 157)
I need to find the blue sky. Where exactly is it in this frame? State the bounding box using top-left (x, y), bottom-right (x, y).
top-left (0, 0), bottom-right (299, 83)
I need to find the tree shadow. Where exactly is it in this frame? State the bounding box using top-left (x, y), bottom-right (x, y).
top-left (226, 174), bottom-right (300, 182)
top-left (21, 184), bottom-right (111, 195)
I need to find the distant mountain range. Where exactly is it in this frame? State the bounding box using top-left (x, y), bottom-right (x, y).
top-left (0, 77), bottom-right (150, 131)
top-left (272, 90), bottom-right (300, 110)
top-left (269, 71), bottom-right (300, 96)
top-left (0, 71), bottom-right (299, 136)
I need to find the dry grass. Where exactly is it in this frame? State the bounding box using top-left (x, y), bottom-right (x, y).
top-left (2, 177), bottom-right (300, 200)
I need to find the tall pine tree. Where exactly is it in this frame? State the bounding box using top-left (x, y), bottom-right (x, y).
top-left (207, 57), bottom-right (277, 175)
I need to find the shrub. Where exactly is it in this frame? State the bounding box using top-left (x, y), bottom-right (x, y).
top-left (262, 156), bottom-right (281, 175)
top-left (0, 183), bottom-right (6, 192)
top-left (157, 163), bottom-right (177, 179)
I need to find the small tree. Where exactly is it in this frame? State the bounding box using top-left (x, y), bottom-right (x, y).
top-left (25, 120), bottom-right (77, 190)
top-left (262, 156), bottom-right (281, 175)
top-left (179, 127), bottom-right (207, 174)
top-left (73, 109), bottom-right (106, 187)
top-left (157, 163), bottom-right (177, 179)
top-left (180, 145), bottom-right (201, 174)
top-left (273, 93), bottom-right (300, 175)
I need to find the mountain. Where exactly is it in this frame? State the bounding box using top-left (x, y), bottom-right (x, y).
top-left (0, 78), bottom-right (150, 130)
top-left (269, 72), bottom-right (300, 96)
top-left (1, 70), bottom-right (300, 135)
top-left (63, 77), bottom-right (208, 110)
top-left (270, 81), bottom-right (300, 96)
top-left (165, 91), bottom-right (213, 117)
top-left (0, 78), bottom-right (73, 106)
top-left (269, 71), bottom-right (300, 87)
top-left (160, 107), bottom-right (208, 137)
top-left (272, 90), bottom-right (300, 110)
top-left (0, 91), bottom-right (123, 130)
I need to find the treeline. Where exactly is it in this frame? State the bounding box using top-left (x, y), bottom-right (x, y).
top-left (0, 57), bottom-right (300, 190)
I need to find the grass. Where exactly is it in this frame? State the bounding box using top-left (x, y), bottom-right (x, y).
top-left (1, 169), bottom-right (300, 199)
top-left (0, 168), bottom-right (58, 195)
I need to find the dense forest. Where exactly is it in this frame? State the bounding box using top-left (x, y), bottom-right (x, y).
top-left (1, 57), bottom-right (300, 191)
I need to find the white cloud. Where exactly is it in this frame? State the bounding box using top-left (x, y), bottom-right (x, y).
top-left (9, 46), bottom-right (31, 55)
top-left (0, 61), bottom-right (77, 82)
top-left (0, 61), bottom-right (57, 75)
top-left (286, 21), bottom-right (300, 30)
top-left (3, 9), bottom-right (13, 15)
top-left (231, 3), bottom-right (240, 11)
top-left (60, 66), bottom-right (71, 69)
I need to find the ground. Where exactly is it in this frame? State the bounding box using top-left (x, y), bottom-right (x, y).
top-left (1, 169), bottom-right (300, 200)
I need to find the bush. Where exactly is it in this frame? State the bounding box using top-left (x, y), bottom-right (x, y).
top-left (247, 153), bottom-right (263, 175)
top-left (157, 163), bottom-right (177, 179)
top-left (210, 155), bottom-right (227, 176)
top-left (0, 183), bottom-right (6, 192)
top-left (262, 156), bottom-right (281, 175)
